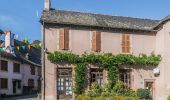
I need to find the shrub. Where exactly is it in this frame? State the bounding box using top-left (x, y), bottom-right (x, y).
top-left (76, 95), bottom-right (90, 100)
top-left (111, 81), bottom-right (127, 95)
top-left (136, 88), bottom-right (150, 99)
top-left (124, 97), bottom-right (140, 100)
top-left (85, 82), bottom-right (102, 97)
top-left (124, 89), bottom-right (137, 97)
top-left (167, 95), bottom-right (170, 100)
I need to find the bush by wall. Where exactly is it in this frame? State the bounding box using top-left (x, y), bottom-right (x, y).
top-left (136, 88), bottom-right (150, 99)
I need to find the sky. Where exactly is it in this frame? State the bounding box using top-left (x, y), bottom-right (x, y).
top-left (0, 0), bottom-right (170, 41)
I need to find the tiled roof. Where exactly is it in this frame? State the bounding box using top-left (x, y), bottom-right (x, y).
top-left (0, 40), bottom-right (41, 67)
top-left (41, 10), bottom-right (160, 31)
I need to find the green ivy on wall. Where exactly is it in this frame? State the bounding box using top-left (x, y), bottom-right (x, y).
top-left (48, 51), bottom-right (161, 95)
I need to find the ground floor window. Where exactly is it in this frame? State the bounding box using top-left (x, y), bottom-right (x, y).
top-left (90, 69), bottom-right (103, 86)
top-left (57, 68), bottom-right (72, 99)
top-left (0, 78), bottom-right (8, 89)
top-left (119, 69), bottom-right (131, 87)
top-left (28, 79), bottom-right (34, 88)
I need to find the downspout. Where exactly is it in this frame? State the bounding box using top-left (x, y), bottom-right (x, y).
top-left (42, 20), bottom-right (45, 100)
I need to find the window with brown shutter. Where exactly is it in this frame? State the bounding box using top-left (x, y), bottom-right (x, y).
top-left (92, 31), bottom-right (101, 52)
top-left (0, 60), bottom-right (8, 71)
top-left (122, 34), bottom-right (130, 53)
top-left (59, 28), bottom-right (69, 50)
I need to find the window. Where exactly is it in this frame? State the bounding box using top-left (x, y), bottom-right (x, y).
top-left (119, 69), bottom-right (131, 87)
top-left (37, 67), bottom-right (41, 76)
top-left (122, 34), bottom-right (130, 53)
top-left (59, 28), bottom-right (69, 50)
top-left (91, 69), bottom-right (103, 86)
top-left (92, 31), bottom-right (101, 52)
top-left (28, 79), bottom-right (34, 88)
top-left (0, 78), bottom-right (8, 89)
top-left (13, 63), bottom-right (20, 73)
top-left (30, 66), bottom-right (35, 75)
top-left (0, 60), bottom-right (8, 71)
top-left (18, 80), bottom-right (21, 89)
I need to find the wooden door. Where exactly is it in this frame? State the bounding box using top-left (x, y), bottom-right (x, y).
top-left (144, 80), bottom-right (155, 100)
top-left (57, 68), bottom-right (72, 100)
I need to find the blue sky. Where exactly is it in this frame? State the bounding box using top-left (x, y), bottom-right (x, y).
top-left (0, 0), bottom-right (170, 41)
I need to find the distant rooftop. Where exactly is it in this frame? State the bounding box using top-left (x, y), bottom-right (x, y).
top-left (0, 40), bottom-right (41, 67)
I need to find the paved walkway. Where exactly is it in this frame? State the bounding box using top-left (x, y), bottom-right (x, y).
top-left (1, 94), bottom-right (38, 100)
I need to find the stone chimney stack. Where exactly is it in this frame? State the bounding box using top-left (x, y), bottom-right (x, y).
top-left (5, 31), bottom-right (14, 48)
top-left (44, 0), bottom-right (51, 10)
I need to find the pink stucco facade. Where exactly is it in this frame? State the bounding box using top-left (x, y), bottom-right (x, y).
top-left (43, 25), bottom-right (169, 100)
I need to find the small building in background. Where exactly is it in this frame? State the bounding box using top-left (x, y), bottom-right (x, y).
top-left (0, 30), bottom-right (41, 96)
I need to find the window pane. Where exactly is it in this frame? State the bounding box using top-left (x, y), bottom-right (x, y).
top-left (0, 78), bottom-right (8, 89)
top-left (1, 60), bottom-right (8, 71)
top-left (14, 63), bottom-right (20, 73)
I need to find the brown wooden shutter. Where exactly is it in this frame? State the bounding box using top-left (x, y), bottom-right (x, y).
top-left (122, 34), bottom-right (130, 53)
top-left (59, 29), bottom-right (65, 50)
top-left (96, 31), bottom-right (101, 51)
top-left (59, 28), bottom-right (69, 50)
top-left (64, 28), bottom-right (69, 50)
top-left (92, 31), bottom-right (101, 52)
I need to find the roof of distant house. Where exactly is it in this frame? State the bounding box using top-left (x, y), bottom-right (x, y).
top-left (41, 9), bottom-right (161, 31)
top-left (0, 40), bottom-right (41, 67)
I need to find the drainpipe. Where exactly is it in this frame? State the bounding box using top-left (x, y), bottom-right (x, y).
top-left (42, 21), bottom-right (45, 100)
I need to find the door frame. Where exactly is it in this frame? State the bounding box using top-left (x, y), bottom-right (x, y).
top-left (144, 79), bottom-right (155, 100)
top-left (57, 68), bottom-right (73, 100)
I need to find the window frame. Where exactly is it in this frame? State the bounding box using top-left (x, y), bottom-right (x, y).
top-left (0, 60), bottom-right (8, 72)
top-left (119, 69), bottom-right (131, 87)
top-left (13, 63), bottom-right (20, 73)
top-left (0, 78), bottom-right (8, 89)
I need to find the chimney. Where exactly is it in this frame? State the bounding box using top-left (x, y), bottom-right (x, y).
top-left (5, 31), bottom-right (14, 48)
top-left (44, 0), bottom-right (51, 10)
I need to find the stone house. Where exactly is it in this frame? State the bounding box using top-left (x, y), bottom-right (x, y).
top-left (40, 0), bottom-right (170, 100)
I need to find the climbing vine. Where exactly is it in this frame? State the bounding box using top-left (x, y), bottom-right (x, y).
top-left (48, 51), bottom-right (161, 95)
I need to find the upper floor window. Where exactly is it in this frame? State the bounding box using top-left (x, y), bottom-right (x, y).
top-left (0, 60), bottom-right (8, 71)
top-left (92, 31), bottom-right (101, 52)
top-left (30, 65), bottom-right (35, 75)
top-left (0, 78), bottom-right (8, 89)
top-left (13, 63), bottom-right (20, 73)
top-left (122, 34), bottom-right (130, 53)
top-left (59, 28), bottom-right (69, 50)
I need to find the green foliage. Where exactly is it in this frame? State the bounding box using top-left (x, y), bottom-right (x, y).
top-left (78, 82), bottom-right (139, 100)
top-left (123, 90), bottom-right (137, 97)
top-left (136, 88), bottom-right (150, 99)
top-left (112, 81), bottom-right (127, 95)
top-left (76, 95), bottom-right (90, 100)
top-left (48, 51), bottom-right (161, 66)
top-left (85, 82), bottom-right (102, 97)
top-left (167, 95), bottom-right (170, 100)
top-left (47, 51), bottom-right (161, 95)
top-left (31, 40), bottom-right (41, 49)
top-left (73, 63), bottom-right (86, 95)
